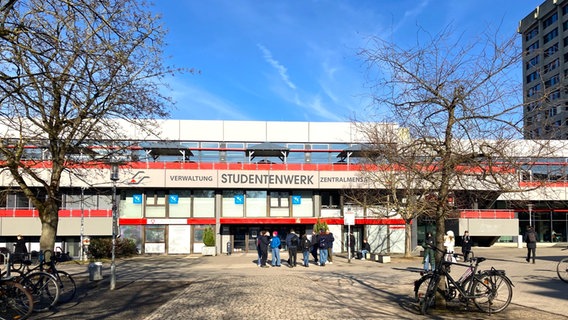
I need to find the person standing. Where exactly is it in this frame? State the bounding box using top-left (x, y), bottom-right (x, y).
top-left (422, 233), bottom-right (435, 273)
top-left (256, 231), bottom-right (263, 267)
top-left (300, 233), bottom-right (311, 267)
top-left (361, 238), bottom-right (371, 260)
top-left (444, 230), bottom-right (456, 263)
top-left (14, 234), bottom-right (28, 262)
top-left (285, 229), bottom-right (299, 267)
top-left (318, 230), bottom-right (328, 266)
top-left (348, 232), bottom-right (356, 259)
top-left (269, 231), bottom-right (281, 267)
top-left (461, 230), bottom-right (472, 262)
top-left (326, 229), bottom-right (335, 264)
top-left (524, 225), bottom-right (538, 264)
top-left (310, 230), bottom-right (319, 265)
top-left (259, 231), bottom-right (270, 268)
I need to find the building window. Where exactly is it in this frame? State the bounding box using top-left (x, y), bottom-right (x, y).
top-left (222, 190), bottom-right (244, 217)
top-left (526, 41), bottom-right (539, 54)
top-left (564, 4), bottom-right (568, 15)
top-left (544, 74), bottom-right (560, 88)
top-left (550, 90), bottom-right (561, 101)
top-left (6, 193), bottom-right (30, 209)
top-left (543, 13), bottom-right (558, 29)
top-left (527, 83), bottom-right (541, 97)
top-left (526, 55), bottom-right (540, 69)
top-left (145, 190), bottom-right (166, 218)
top-left (526, 71), bottom-right (539, 83)
top-left (526, 27), bottom-right (539, 41)
top-left (270, 191), bottom-right (290, 208)
top-left (168, 190), bottom-right (192, 218)
top-left (193, 190), bottom-right (215, 218)
top-left (320, 190), bottom-right (340, 208)
top-left (544, 43), bottom-right (559, 58)
top-left (544, 28), bottom-right (558, 44)
top-left (246, 190), bottom-right (267, 217)
top-left (544, 58), bottom-right (559, 73)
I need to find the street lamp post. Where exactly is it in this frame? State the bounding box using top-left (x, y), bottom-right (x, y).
top-left (110, 163), bottom-right (119, 291)
top-left (528, 203), bottom-right (533, 227)
top-left (80, 187), bottom-right (86, 262)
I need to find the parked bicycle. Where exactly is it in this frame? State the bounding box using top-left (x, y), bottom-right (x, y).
top-left (0, 253), bottom-right (34, 320)
top-left (4, 251), bottom-right (60, 312)
top-left (557, 247), bottom-right (568, 283)
top-left (414, 243), bottom-right (513, 315)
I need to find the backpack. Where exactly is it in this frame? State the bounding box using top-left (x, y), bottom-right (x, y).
top-left (527, 231), bottom-right (537, 243)
top-left (319, 236), bottom-right (327, 249)
top-left (301, 237), bottom-right (311, 251)
top-left (290, 234), bottom-right (299, 247)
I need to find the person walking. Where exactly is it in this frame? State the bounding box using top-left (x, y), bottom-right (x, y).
top-left (348, 232), bottom-right (356, 259)
top-left (300, 233), bottom-right (311, 267)
top-left (310, 230), bottom-right (319, 265)
top-left (326, 229), bottom-right (335, 264)
top-left (422, 233), bottom-right (435, 273)
top-left (14, 234), bottom-right (28, 262)
top-left (524, 225), bottom-right (538, 264)
top-left (461, 230), bottom-right (472, 262)
top-left (285, 229), bottom-right (299, 267)
top-left (259, 230), bottom-right (270, 268)
top-left (269, 231), bottom-right (281, 267)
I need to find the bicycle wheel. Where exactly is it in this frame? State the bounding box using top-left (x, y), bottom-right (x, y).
top-left (20, 271), bottom-right (60, 312)
top-left (1, 280), bottom-right (34, 320)
top-left (556, 257), bottom-right (568, 283)
top-left (420, 273), bottom-right (439, 315)
top-left (54, 270), bottom-right (76, 303)
top-left (472, 273), bottom-right (512, 313)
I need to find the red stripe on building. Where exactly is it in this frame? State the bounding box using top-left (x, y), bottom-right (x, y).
top-left (459, 210), bottom-right (515, 219)
top-left (119, 218), bottom-right (147, 225)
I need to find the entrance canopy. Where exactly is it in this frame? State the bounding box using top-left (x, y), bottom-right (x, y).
top-left (337, 144), bottom-right (382, 164)
top-left (140, 142), bottom-right (194, 162)
top-left (246, 142), bottom-right (289, 163)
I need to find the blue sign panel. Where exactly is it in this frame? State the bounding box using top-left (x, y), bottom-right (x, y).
top-left (133, 194), bottom-right (142, 204)
top-left (169, 194), bottom-right (179, 204)
top-left (292, 195), bottom-right (301, 205)
top-left (234, 195), bottom-right (244, 204)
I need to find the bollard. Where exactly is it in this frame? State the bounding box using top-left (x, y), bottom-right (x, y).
top-left (226, 241), bottom-right (232, 255)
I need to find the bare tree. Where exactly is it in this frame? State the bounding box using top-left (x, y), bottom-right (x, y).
top-left (357, 25), bottom-right (554, 259)
top-left (0, 0), bottom-right (187, 254)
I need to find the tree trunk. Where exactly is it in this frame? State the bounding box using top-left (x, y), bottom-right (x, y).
top-left (404, 222), bottom-right (412, 258)
top-left (39, 200), bottom-right (59, 261)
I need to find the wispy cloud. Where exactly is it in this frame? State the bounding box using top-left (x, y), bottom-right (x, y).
top-left (257, 44), bottom-right (297, 90)
top-left (166, 76), bottom-right (248, 120)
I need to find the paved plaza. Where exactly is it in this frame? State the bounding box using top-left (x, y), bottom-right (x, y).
top-left (28, 245), bottom-right (568, 320)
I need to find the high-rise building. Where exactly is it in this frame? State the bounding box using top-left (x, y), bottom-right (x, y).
top-left (519, 0), bottom-right (568, 139)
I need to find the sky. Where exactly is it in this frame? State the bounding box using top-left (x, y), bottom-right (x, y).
top-left (155, 0), bottom-right (544, 122)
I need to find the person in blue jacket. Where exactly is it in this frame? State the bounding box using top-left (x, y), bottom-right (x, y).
top-left (270, 231), bottom-right (281, 267)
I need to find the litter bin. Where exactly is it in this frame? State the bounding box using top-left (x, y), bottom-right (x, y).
top-left (88, 262), bottom-right (103, 281)
top-left (226, 241), bottom-right (232, 255)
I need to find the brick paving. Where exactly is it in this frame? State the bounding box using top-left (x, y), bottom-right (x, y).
top-left (29, 245), bottom-right (568, 320)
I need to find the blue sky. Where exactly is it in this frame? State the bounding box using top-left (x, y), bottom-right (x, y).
top-left (156, 0), bottom-right (543, 122)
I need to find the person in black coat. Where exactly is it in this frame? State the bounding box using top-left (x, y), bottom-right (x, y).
top-left (461, 230), bottom-right (472, 261)
top-left (14, 234), bottom-right (28, 262)
top-left (310, 230), bottom-right (319, 264)
top-left (348, 233), bottom-right (356, 259)
top-left (259, 230), bottom-right (271, 268)
top-left (524, 226), bottom-right (538, 264)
